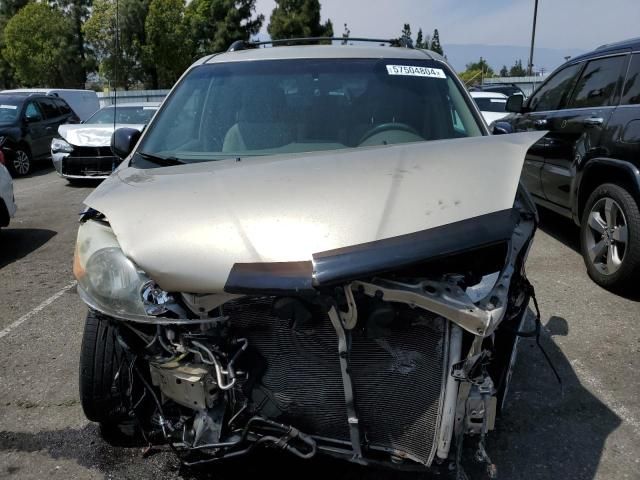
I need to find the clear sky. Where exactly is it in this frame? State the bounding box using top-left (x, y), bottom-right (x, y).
top-left (255, 0), bottom-right (640, 51)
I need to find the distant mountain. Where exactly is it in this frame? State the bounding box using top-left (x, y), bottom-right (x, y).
top-left (443, 44), bottom-right (586, 74)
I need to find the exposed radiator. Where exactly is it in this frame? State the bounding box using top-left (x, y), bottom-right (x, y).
top-left (227, 297), bottom-right (448, 466)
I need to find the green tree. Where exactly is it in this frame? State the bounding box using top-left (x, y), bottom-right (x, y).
top-left (509, 59), bottom-right (526, 76)
top-left (84, 0), bottom-right (155, 89)
top-left (186, 0), bottom-right (263, 56)
top-left (415, 28), bottom-right (423, 48)
top-left (0, 0), bottom-right (30, 88)
top-left (49, 0), bottom-right (93, 87)
top-left (458, 57), bottom-right (495, 85)
top-left (3, 2), bottom-right (81, 87)
top-left (500, 65), bottom-right (508, 77)
top-left (430, 28), bottom-right (443, 55)
top-left (399, 23), bottom-right (412, 47)
top-left (267, 0), bottom-right (332, 41)
top-left (145, 0), bottom-right (191, 87)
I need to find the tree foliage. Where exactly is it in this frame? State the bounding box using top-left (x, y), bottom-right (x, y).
top-left (185, 0), bottom-right (263, 56)
top-left (145, 0), bottom-right (191, 87)
top-left (509, 59), bottom-right (526, 76)
top-left (430, 28), bottom-right (443, 55)
top-left (500, 65), bottom-right (508, 77)
top-left (267, 0), bottom-right (332, 41)
top-left (83, 0), bottom-right (156, 89)
top-left (459, 58), bottom-right (495, 84)
top-left (3, 3), bottom-right (82, 87)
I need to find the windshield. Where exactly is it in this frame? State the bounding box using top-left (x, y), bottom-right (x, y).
top-left (137, 58), bottom-right (482, 164)
top-left (86, 106), bottom-right (158, 124)
top-left (0, 100), bottom-right (21, 124)
top-left (473, 97), bottom-right (507, 113)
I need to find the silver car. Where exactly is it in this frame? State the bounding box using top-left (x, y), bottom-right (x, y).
top-left (73, 41), bottom-right (543, 475)
top-left (51, 102), bottom-right (159, 180)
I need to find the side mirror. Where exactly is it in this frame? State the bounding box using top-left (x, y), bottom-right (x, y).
top-left (111, 127), bottom-right (141, 159)
top-left (492, 121), bottom-right (513, 135)
top-left (24, 114), bottom-right (41, 123)
top-left (505, 94), bottom-right (524, 113)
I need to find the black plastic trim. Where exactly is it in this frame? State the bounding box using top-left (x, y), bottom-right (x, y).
top-left (224, 261), bottom-right (315, 295)
top-left (312, 209), bottom-right (518, 285)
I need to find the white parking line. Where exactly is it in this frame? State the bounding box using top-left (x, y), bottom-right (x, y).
top-left (0, 281), bottom-right (77, 340)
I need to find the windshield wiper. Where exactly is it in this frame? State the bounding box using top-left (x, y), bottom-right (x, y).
top-left (136, 151), bottom-right (184, 167)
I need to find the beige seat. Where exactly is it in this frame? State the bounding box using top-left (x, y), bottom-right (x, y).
top-left (222, 84), bottom-right (293, 152)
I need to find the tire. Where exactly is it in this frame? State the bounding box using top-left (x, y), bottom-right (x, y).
top-left (580, 183), bottom-right (640, 292)
top-left (79, 310), bottom-right (140, 441)
top-left (8, 147), bottom-right (32, 177)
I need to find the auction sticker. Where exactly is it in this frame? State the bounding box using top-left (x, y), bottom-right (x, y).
top-left (386, 65), bottom-right (446, 78)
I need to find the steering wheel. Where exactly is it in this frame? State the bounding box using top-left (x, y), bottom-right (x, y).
top-left (358, 122), bottom-right (421, 145)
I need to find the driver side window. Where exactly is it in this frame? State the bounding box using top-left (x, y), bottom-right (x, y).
top-left (528, 62), bottom-right (583, 112)
top-left (24, 101), bottom-right (43, 122)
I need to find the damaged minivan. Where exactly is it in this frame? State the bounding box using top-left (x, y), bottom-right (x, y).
top-left (74, 41), bottom-right (545, 475)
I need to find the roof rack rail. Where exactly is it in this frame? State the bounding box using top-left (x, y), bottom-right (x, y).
top-left (227, 37), bottom-right (412, 52)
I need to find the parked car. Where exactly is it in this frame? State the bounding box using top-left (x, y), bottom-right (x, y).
top-left (1, 89), bottom-right (100, 121)
top-left (74, 40), bottom-right (543, 476)
top-left (52, 102), bottom-right (159, 181)
top-left (470, 91), bottom-right (510, 124)
top-left (0, 94), bottom-right (80, 176)
top-left (479, 83), bottom-right (526, 98)
top-left (0, 152), bottom-right (16, 230)
top-left (496, 37), bottom-right (640, 292)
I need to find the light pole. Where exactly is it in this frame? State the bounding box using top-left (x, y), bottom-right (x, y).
top-left (527, 0), bottom-right (539, 76)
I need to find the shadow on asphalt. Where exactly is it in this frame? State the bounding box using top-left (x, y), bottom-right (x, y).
top-left (10, 165), bottom-right (55, 180)
top-left (0, 315), bottom-right (622, 480)
top-left (536, 206), bottom-right (581, 253)
top-left (537, 207), bottom-right (640, 301)
top-left (0, 228), bottom-right (57, 268)
top-left (65, 178), bottom-right (104, 189)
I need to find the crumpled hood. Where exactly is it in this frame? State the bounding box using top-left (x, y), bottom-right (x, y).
top-left (84, 132), bottom-right (544, 293)
top-left (58, 123), bottom-right (145, 147)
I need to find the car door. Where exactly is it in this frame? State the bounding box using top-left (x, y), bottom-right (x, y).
top-left (22, 100), bottom-right (47, 158)
top-left (36, 98), bottom-right (63, 154)
top-left (540, 53), bottom-right (629, 209)
top-left (511, 62), bottom-right (584, 200)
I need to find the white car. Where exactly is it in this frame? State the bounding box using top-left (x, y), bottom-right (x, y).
top-left (51, 102), bottom-right (160, 181)
top-left (0, 158), bottom-right (16, 229)
top-left (470, 91), bottom-right (510, 124)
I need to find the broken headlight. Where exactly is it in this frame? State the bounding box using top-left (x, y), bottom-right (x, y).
top-left (74, 218), bottom-right (152, 318)
top-left (51, 137), bottom-right (74, 154)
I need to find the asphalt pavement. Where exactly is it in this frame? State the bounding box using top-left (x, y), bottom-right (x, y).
top-left (0, 167), bottom-right (638, 480)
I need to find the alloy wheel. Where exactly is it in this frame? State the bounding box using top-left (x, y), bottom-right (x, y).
top-left (13, 150), bottom-right (30, 176)
top-left (585, 197), bottom-right (628, 275)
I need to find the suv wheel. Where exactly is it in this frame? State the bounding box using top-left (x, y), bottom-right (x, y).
top-left (79, 310), bottom-right (142, 442)
top-left (580, 183), bottom-right (640, 292)
top-left (10, 148), bottom-right (32, 176)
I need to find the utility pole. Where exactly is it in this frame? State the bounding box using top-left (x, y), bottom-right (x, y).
top-left (527, 0), bottom-right (539, 76)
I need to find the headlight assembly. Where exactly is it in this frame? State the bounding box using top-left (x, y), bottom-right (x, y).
top-left (51, 137), bottom-right (74, 154)
top-left (74, 219), bottom-right (158, 319)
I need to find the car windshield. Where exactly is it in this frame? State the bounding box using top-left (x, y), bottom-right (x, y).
top-left (473, 97), bottom-right (507, 113)
top-left (136, 58), bottom-right (483, 164)
top-left (86, 106), bottom-right (157, 124)
top-left (0, 100), bottom-right (21, 124)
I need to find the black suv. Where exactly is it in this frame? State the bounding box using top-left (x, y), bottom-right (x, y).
top-left (494, 38), bottom-right (640, 292)
top-left (0, 94), bottom-right (79, 176)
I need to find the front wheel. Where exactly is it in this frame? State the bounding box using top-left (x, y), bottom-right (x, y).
top-left (580, 183), bottom-right (640, 292)
top-left (9, 148), bottom-right (32, 177)
top-left (79, 310), bottom-right (142, 441)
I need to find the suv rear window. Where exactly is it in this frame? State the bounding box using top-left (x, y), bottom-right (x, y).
top-left (621, 54), bottom-right (640, 105)
top-left (137, 58), bottom-right (483, 164)
top-left (567, 55), bottom-right (626, 108)
top-left (37, 98), bottom-right (61, 119)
